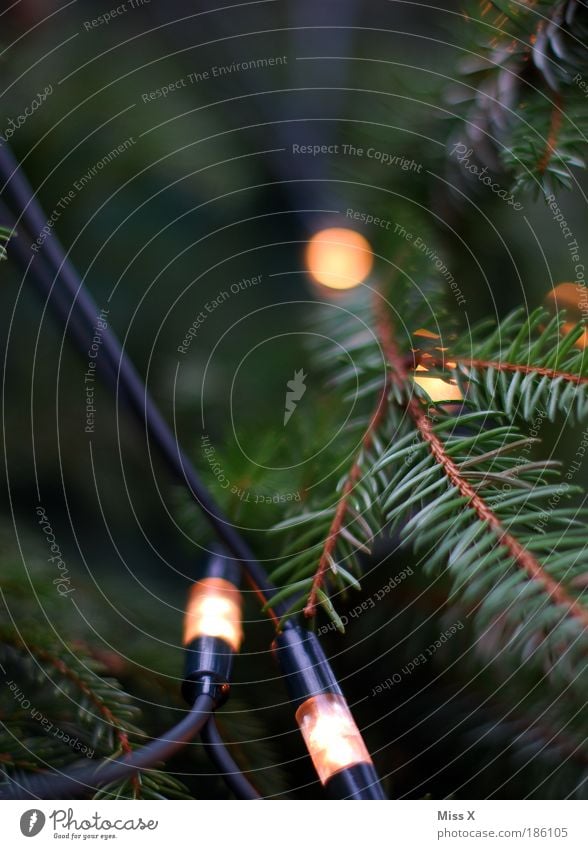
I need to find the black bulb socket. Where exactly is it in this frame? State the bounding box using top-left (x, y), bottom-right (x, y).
top-left (182, 635), bottom-right (234, 707)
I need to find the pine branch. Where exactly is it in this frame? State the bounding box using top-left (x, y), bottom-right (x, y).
top-left (266, 275), bottom-right (431, 626)
top-left (1, 637), bottom-right (141, 747)
top-left (0, 527), bottom-right (198, 800)
top-left (505, 91), bottom-right (588, 193)
top-left (94, 769), bottom-right (193, 800)
top-left (430, 356), bottom-right (588, 387)
top-left (455, 0), bottom-right (588, 193)
top-left (419, 307), bottom-right (588, 422)
top-left (266, 275), bottom-right (588, 710)
top-left (1, 637), bottom-right (195, 799)
top-left (374, 296), bottom-right (588, 631)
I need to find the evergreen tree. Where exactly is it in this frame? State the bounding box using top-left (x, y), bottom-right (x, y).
top-left (2, 0), bottom-right (588, 799)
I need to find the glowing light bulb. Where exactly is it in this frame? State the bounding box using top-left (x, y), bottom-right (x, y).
top-left (544, 282), bottom-right (588, 349)
top-left (295, 693), bottom-right (372, 784)
top-left (306, 228), bottom-right (373, 290)
top-left (413, 365), bottom-right (463, 402)
top-left (183, 577), bottom-right (243, 652)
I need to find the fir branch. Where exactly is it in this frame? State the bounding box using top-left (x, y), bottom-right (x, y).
top-left (455, 0), bottom-right (588, 192)
top-left (267, 298), bottom-right (407, 627)
top-left (21, 642), bottom-right (139, 752)
top-left (0, 637), bottom-right (145, 798)
top-left (304, 379), bottom-right (390, 617)
top-left (266, 277), bottom-right (588, 689)
top-left (419, 307), bottom-right (588, 422)
top-left (374, 295), bottom-right (588, 631)
top-left (94, 769), bottom-right (193, 800)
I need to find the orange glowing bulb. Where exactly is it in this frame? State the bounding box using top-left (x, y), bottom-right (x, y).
top-left (306, 228), bottom-right (373, 290)
top-left (295, 693), bottom-right (372, 784)
top-left (544, 282), bottom-right (588, 349)
top-left (183, 577), bottom-right (243, 652)
top-left (413, 328), bottom-right (441, 340)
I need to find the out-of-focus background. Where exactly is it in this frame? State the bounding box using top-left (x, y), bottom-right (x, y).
top-left (2, 0), bottom-right (587, 799)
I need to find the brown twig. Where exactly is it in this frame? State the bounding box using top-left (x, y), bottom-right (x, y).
top-left (304, 379), bottom-right (390, 617)
top-left (32, 645), bottom-right (141, 796)
top-left (427, 355), bottom-right (588, 386)
top-left (537, 93), bottom-right (564, 176)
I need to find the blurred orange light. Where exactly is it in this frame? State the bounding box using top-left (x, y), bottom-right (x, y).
top-left (413, 365), bottom-right (463, 402)
top-left (183, 577), bottom-right (243, 652)
top-left (306, 228), bottom-right (373, 290)
top-left (545, 282), bottom-right (588, 349)
top-left (295, 693), bottom-right (372, 784)
top-left (413, 328), bottom-right (441, 340)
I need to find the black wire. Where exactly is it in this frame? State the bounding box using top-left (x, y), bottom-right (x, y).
top-left (0, 693), bottom-right (215, 800)
top-left (0, 144), bottom-right (289, 624)
top-left (200, 718), bottom-right (261, 800)
top-left (0, 198), bottom-right (120, 391)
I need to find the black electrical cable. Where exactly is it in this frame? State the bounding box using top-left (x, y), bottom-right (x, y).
top-left (0, 144), bottom-right (289, 625)
top-left (200, 718), bottom-right (261, 800)
top-left (0, 199), bottom-right (120, 392)
top-left (0, 693), bottom-right (214, 800)
top-left (0, 198), bottom-right (287, 802)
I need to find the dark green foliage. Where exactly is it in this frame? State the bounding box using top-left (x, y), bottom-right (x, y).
top-left (264, 290), bottom-right (588, 650)
top-left (430, 307), bottom-right (588, 422)
top-left (0, 539), bottom-right (193, 800)
top-left (377, 410), bottom-right (588, 689)
top-left (455, 0), bottom-right (588, 193)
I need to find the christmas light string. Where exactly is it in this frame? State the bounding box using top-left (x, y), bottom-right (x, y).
top-left (0, 144), bottom-right (386, 800)
top-left (182, 549), bottom-right (261, 800)
top-left (0, 549), bottom-right (249, 800)
top-left (274, 628), bottom-right (386, 799)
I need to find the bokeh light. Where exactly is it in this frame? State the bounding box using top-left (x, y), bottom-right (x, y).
top-left (413, 365), bottom-right (463, 402)
top-left (306, 228), bottom-right (374, 290)
top-left (544, 282), bottom-right (588, 349)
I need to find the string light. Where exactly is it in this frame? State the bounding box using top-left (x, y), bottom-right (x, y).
top-left (274, 627), bottom-right (385, 799)
top-left (413, 328), bottom-right (441, 340)
top-left (306, 227), bottom-right (373, 290)
top-left (182, 552), bottom-right (243, 707)
top-left (183, 576), bottom-right (243, 652)
top-left (544, 282), bottom-right (588, 349)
